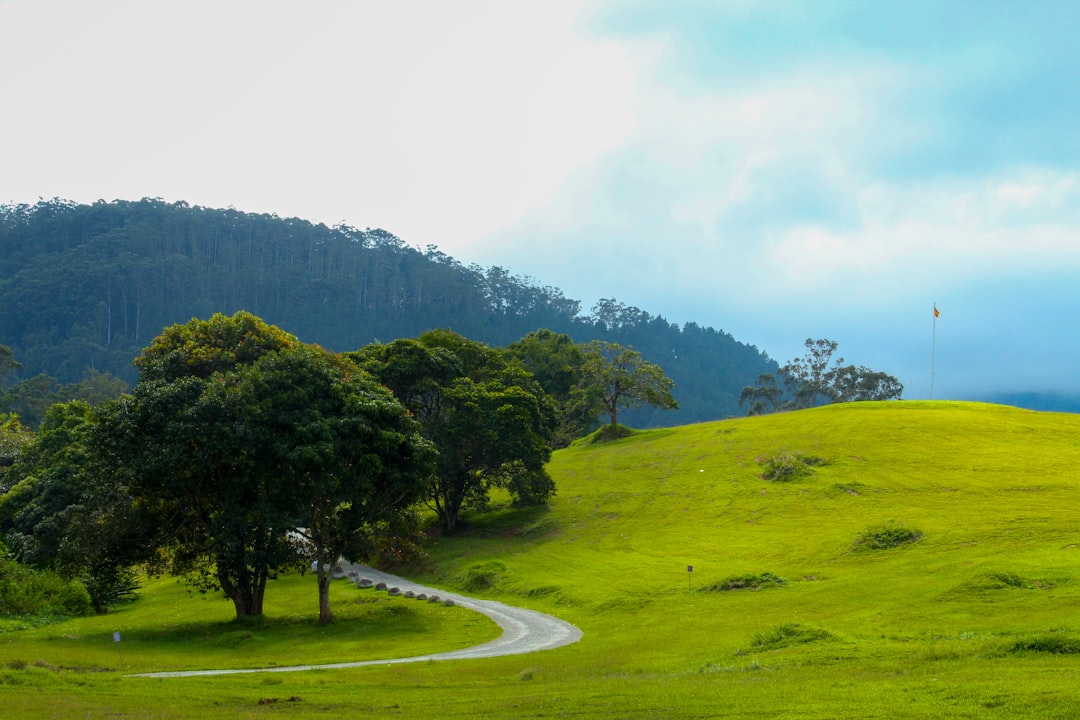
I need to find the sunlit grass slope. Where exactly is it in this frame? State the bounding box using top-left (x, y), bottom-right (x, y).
top-left (4, 401), bottom-right (1080, 718)
top-left (410, 400), bottom-right (1080, 715)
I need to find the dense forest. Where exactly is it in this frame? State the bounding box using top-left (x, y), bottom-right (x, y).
top-left (0, 198), bottom-right (777, 426)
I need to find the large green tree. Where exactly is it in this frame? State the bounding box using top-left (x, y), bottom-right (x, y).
top-left (92, 311), bottom-right (433, 620)
top-left (0, 413), bottom-right (33, 491)
top-left (351, 329), bottom-right (557, 533)
top-left (504, 329), bottom-right (595, 446)
top-left (0, 401), bottom-right (138, 611)
top-left (578, 341), bottom-right (678, 429)
top-left (232, 344), bottom-right (434, 623)
top-left (0, 402), bottom-right (95, 568)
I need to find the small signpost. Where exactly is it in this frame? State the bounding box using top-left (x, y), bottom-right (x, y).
top-left (113, 631), bottom-right (123, 666)
top-left (687, 565), bottom-right (693, 591)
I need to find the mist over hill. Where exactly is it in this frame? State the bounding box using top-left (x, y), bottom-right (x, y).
top-left (0, 198), bottom-right (777, 426)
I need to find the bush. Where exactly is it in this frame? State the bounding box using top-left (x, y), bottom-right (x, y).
top-left (0, 555), bottom-right (92, 617)
top-left (853, 523), bottom-right (923, 551)
top-left (1010, 633), bottom-right (1080, 654)
top-left (703, 572), bottom-right (786, 592)
top-left (758, 453), bottom-right (823, 482)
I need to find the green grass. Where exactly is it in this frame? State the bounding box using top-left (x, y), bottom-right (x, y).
top-left (5, 401), bottom-right (1080, 717)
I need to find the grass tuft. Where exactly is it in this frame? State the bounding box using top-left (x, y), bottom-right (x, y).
top-left (853, 522), bottom-right (923, 550)
top-left (702, 572), bottom-right (786, 592)
top-left (748, 623), bottom-right (836, 650)
top-left (458, 561), bottom-right (507, 592)
top-left (1010, 633), bottom-right (1080, 654)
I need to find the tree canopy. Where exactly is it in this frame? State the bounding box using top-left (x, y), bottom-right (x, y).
top-left (90, 312), bottom-right (433, 620)
top-left (0, 199), bottom-right (777, 426)
top-left (739, 338), bottom-right (904, 414)
top-left (578, 341), bottom-right (679, 429)
top-left (350, 329), bottom-right (558, 533)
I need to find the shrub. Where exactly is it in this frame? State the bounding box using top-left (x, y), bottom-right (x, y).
top-left (854, 523), bottom-right (923, 551)
top-left (703, 572), bottom-right (786, 592)
top-left (0, 555), bottom-right (92, 617)
top-left (1010, 634), bottom-right (1080, 654)
top-left (758, 453), bottom-right (824, 482)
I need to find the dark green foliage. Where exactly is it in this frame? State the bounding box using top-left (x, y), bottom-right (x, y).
top-left (0, 413), bottom-right (32, 490)
top-left (504, 330), bottom-right (594, 446)
top-left (703, 572), bottom-right (786, 592)
top-left (854, 523), bottom-right (923, 551)
top-left (758, 453), bottom-right (822, 482)
top-left (0, 200), bottom-right (777, 427)
top-left (749, 623), bottom-right (835, 650)
top-left (0, 550), bottom-right (92, 618)
top-left (1010, 633), bottom-right (1080, 654)
top-left (90, 311), bottom-right (434, 621)
top-left (352, 330), bottom-right (557, 533)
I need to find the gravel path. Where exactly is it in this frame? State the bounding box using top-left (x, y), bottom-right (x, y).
top-left (129, 564), bottom-right (582, 678)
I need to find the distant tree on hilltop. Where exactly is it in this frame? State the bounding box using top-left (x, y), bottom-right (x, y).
top-left (740, 338), bottom-right (903, 414)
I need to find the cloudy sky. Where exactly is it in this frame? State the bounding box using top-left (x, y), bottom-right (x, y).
top-left (3, 0), bottom-right (1079, 401)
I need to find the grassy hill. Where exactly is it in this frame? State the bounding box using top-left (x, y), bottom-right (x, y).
top-left (4, 401), bottom-right (1080, 717)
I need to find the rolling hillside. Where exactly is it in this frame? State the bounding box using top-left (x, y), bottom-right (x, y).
top-left (410, 400), bottom-right (1080, 716)
top-left (3, 401), bottom-right (1080, 718)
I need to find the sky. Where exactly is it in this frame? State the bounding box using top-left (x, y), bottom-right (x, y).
top-left (3, 0), bottom-right (1079, 401)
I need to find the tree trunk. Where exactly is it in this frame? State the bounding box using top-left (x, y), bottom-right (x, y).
top-left (316, 562), bottom-right (334, 625)
top-left (218, 566), bottom-right (266, 619)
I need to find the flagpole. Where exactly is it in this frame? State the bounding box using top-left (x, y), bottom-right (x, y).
top-left (930, 302), bottom-right (937, 400)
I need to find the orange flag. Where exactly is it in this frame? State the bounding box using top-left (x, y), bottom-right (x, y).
top-left (933, 305), bottom-right (940, 318)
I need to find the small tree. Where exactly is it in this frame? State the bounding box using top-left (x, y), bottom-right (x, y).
top-left (739, 373), bottom-right (783, 416)
top-left (780, 339), bottom-right (903, 410)
top-left (578, 341), bottom-right (678, 429)
top-left (781, 339), bottom-right (841, 409)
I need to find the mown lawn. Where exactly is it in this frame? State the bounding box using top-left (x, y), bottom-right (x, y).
top-left (4, 401), bottom-right (1080, 717)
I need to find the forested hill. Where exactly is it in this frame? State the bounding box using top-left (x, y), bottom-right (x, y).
top-left (0, 198), bottom-right (776, 426)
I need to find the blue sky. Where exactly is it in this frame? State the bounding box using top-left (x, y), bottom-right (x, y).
top-left (2, 1), bottom-right (1078, 400)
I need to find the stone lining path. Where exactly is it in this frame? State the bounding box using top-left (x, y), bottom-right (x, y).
top-left (129, 563), bottom-right (582, 678)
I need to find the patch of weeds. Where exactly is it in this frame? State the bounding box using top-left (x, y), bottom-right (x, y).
top-left (942, 572), bottom-right (1055, 600)
top-left (988, 572), bottom-right (1027, 588)
top-left (834, 481), bottom-right (867, 495)
top-left (702, 572), bottom-right (786, 592)
top-left (525, 585), bottom-right (561, 598)
top-left (5, 659), bottom-right (27, 670)
top-left (459, 561), bottom-right (506, 592)
top-left (757, 453), bottom-right (824, 482)
top-left (749, 622), bottom-right (835, 651)
top-left (257, 696), bottom-right (303, 705)
top-left (853, 522), bottom-right (923, 551)
top-left (518, 668), bottom-right (535, 681)
top-left (1010, 633), bottom-right (1080, 655)
top-left (698, 657), bottom-right (763, 673)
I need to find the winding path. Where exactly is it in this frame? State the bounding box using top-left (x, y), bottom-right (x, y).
top-left (129, 564), bottom-right (582, 678)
